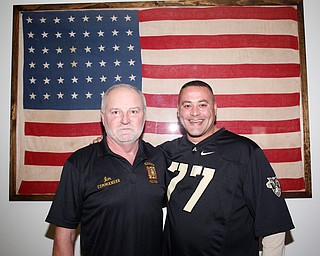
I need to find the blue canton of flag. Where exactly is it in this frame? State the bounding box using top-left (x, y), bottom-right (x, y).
top-left (23, 10), bottom-right (142, 110)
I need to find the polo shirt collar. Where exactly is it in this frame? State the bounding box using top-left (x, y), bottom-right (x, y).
top-left (96, 133), bottom-right (149, 162)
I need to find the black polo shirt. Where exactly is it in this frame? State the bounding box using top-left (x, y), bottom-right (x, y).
top-left (46, 137), bottom-right (166, 256)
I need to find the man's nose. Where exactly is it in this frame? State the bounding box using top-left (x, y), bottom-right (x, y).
top-left (190, 106), bottom-right (199, 116)
top-left (120, 112), bottom-right (130, 124)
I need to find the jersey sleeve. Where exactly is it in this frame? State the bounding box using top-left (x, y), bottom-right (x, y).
top-left (243, 147), bottom-right (294, 237)
top-left (45, 159), bottom-right (83, 229)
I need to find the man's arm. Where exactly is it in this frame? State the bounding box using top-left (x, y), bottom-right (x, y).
top-left (262, 232), bottom-right (286, 256)
top-left (52, 226), bottom-right (77, 256)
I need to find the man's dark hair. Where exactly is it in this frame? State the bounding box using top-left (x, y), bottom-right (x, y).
top-left (179, 80), bottom-right (215, 105)
top-left (180, 80), bottom-right (214, 94)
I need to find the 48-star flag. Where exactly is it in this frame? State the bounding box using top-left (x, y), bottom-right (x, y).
top-left (11, 3), bottom-right (310, 198)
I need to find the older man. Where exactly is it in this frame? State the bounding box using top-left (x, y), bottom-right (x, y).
top-left (46, 84), bottom-right (166, 256)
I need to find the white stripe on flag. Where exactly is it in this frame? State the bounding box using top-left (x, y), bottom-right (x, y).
top-left (139, 20), bottom-right (298, 36)
top-left (142, 78), bottom-right (301, 94)
top-left (142, 48), bottom-right (300, 65)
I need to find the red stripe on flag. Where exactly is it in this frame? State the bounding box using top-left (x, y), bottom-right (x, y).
top-left (218, 119), bottom-right (300, 134)
top-left (18, 180), bottom-right (59, 195)
top-left (25, 122), bottom-right (103, 137)
top-left (24, 118), bottom-right (301, 139)
top-left (264, 148), bottom-right (302, 163)
top-left (216, 93), bottom-right (300, 108)
top-left (139, 7), bottom-right (298, 21)
top-left (140, 35), bottom-right (299, 50)
top-left (278, 178), bottom-right (305, 192)
top-left (142, 64), bottom-right (300, 79)
top-left (145, 94), bottom-right (179, 108)
top-left (25, 151), bottom-right (72, 166)
top-left (145, 93), bottom-right (300, 108)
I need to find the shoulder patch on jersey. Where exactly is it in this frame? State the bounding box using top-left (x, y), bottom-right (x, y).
top-left (266, 177), bottom-right (281, 197)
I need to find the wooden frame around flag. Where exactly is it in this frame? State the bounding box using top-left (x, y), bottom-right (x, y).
top-left (10, 0), bottom-right (311, 200)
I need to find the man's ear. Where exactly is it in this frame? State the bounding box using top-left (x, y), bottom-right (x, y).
top-left (214, 103), bottom-right (218, 125)
top-left (100, 112), bottom-right (105, 126)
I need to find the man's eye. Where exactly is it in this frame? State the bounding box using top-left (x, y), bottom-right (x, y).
top-left (199, 104), bottom-right (208, 108)
top-left (111, 110), bottom-right (120, 115)
top-left (129, 109), bottom-right (139, 115)
top-left (183, 104), bottom-right (191, 109)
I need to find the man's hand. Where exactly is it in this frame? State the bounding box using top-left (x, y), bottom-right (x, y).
top-left (92, 136), bottom-right (103, 144)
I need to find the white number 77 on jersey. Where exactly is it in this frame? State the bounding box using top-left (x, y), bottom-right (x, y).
top-left (167, 161), bottom-right (216, 212)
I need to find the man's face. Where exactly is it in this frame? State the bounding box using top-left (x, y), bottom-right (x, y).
top-left (101, 87), bottom-right (145, 144)
top-left (178, 86), bottom-right (217, 143)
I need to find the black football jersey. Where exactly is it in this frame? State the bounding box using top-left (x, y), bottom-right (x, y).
top-left (160, 128), bottom-right (294, 256)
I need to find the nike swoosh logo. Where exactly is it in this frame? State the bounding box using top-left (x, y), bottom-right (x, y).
top-left (200, 151), bottom-right (215, 156)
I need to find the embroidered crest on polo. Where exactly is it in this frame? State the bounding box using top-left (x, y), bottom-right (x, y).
top-left (266, 177), bottom-right (282, 197)
top-left (200, 151), bottom-right (215, 156)
top-left (144, 162), bottom-right (158, 184)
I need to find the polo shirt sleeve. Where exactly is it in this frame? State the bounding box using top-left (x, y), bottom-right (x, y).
top-left (45, 159), bottom-right (83, 229)
top-left (243, 147), bottom-right (294, 237)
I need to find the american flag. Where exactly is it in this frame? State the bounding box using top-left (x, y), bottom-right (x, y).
top-left (14, 5), bottom-right (307, 197)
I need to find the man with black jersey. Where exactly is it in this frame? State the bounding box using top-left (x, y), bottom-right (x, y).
top-left (46, 84), bottom-right (166, 256)
top-left (160, 80), bottom-right (294, 256)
